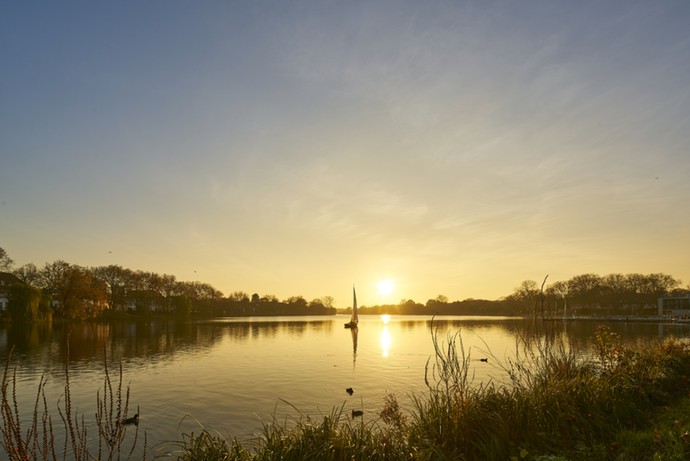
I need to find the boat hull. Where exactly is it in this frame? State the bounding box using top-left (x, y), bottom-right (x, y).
top-left (344, 322), bottom-right (358, 329)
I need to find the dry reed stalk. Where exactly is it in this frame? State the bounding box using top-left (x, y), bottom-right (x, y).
top-left (1, 340), bottom-right (146, 461)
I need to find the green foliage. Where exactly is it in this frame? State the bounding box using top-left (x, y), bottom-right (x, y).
top-left (172, 428), bottom-right (248, 461)
top-left (612, 397), bottom-right (690, 461)
top-left (7, 284), bottom-right (42, 322)
top-left (248, 405), bottom-right (409, 461)
top-left (402, 321), bottom-right (690, 460)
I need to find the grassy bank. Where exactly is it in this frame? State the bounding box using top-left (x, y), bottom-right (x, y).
top-left (168, 324), bottom-right (690, 461)
top-left (5, 324), bottom-right (690, 460)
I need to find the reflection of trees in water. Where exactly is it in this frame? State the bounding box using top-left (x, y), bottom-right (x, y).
top-left (0, 321), bottom-right (55, 362)
top-left (560, 320), bottom-right (690, 350)
top-left (385, 317), bottom-right (690, 353)
top-left (5, 318), bottom-right (686, 376)
top-left (59, 321), bottom-right (214, 364)
top-left (393, 318), bottom-right (532, 338)
top-left (0, 320), bottom-right (225, 371)
top-left (0, 319), bottom-right (337, 370)
top-left (221, 319), bottom-right (333, 342)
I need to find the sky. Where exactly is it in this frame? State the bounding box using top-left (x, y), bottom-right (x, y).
top-left (2, 1), bottom-right (689, 307)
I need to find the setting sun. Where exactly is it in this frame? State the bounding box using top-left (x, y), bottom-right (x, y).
top-left (377, 279), bottom-right (395, 297)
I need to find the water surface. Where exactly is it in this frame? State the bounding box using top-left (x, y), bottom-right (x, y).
top-left (3, 315), bottom-right (689, 455)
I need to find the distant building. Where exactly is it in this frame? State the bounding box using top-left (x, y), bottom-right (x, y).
top-left (658, 294), bottom-right (690, 318)
top-left (0, 272), bottom-right (24, 311)
top-left (125, 290), bottom-right (164, 312)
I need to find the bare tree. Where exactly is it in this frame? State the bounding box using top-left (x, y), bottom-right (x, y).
top-left (320, 295), bottom-right (336, 309)
top-left (0, 247), bottom-right (14, 271)
top-left (548, 280), bottom-right (569, 316)
top-left (13, 263), bottom-right (40, 285)
top-left (92, 265), bottom-right (133, 311)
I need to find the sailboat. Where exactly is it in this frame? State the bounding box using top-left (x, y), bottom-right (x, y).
top-left (344, 286), bottom-right (359, 329)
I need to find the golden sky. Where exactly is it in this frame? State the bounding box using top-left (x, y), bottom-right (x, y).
top-left (2, 1), bottom-right (689, 307)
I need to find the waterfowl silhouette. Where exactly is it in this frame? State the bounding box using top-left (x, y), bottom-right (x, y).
top-left (480, 358), bottom-right (488, 363)
top-left (351, 410), bottom-right (363, 417)
top-left (346, 387), bottom-right (354, 395)
top-left (121, 406), bottom-right (140, 426)
top-left (121, 413), bottom-right (139, 426)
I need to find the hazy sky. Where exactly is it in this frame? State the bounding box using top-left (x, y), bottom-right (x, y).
top-left (2, 1), bottom-right (689, 307)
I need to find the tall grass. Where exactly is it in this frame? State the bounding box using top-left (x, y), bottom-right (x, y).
top-left (164, 404), bottom-right (412, 461)
top-left (406, 309), bottom-right (690, 461)
top-left (169, 317), bottom-right (690, 460)
top-left (1, 344), bottom-right (146, 461)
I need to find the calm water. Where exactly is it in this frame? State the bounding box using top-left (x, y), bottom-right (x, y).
top-left (3, 315), bottom-right (690, 456)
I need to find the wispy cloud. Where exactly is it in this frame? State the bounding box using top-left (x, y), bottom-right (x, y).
top-left (2, 1), bottom-right (690, 301)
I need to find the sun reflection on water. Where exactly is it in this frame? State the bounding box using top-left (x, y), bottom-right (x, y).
top-left (380, 315), bottom-right (392, 357)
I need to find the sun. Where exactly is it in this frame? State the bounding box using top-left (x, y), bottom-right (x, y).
top-left (377, 279), bottom-right (395, 297)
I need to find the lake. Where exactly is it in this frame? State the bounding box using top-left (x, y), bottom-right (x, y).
top-left (3, 315), bottom-right (690, 457)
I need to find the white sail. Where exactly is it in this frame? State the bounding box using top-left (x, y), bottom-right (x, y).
top-left (351, 286), bottom-right (358, 324)
top-left (345, 285), bottom-right (359, 328)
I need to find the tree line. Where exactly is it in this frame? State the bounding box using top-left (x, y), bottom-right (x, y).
top-left (0, 247), bottom-right (335, 321)
top-left (2, 247), bottom-right (687, 321)
top-left (510, 273), bottom-right (687, 315)
top-left (352, 273), bottom-right (689, 317)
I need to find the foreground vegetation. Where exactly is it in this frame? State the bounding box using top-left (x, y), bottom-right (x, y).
top-left (165, 324), bottom-right (690, 461)
top-left (1, 345), bottom-right (146, 461)
top-left (6, 320), bottom-right (690, 460)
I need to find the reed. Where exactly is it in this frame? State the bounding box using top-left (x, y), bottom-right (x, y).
top-left (1, 344), bottom-right (146, 461)
top-left (160, 416), bottom-right (249, 461)
top-left (173, 429), bottom-right (245, 461)
top-left (405, 313), bottom-right (690, 461)
top-left (141, 321), bottom-right (690, 460)
top-left (250, 403), bottom-right (407, 461)
top-left (169, 402), bottom-right (412, 461)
